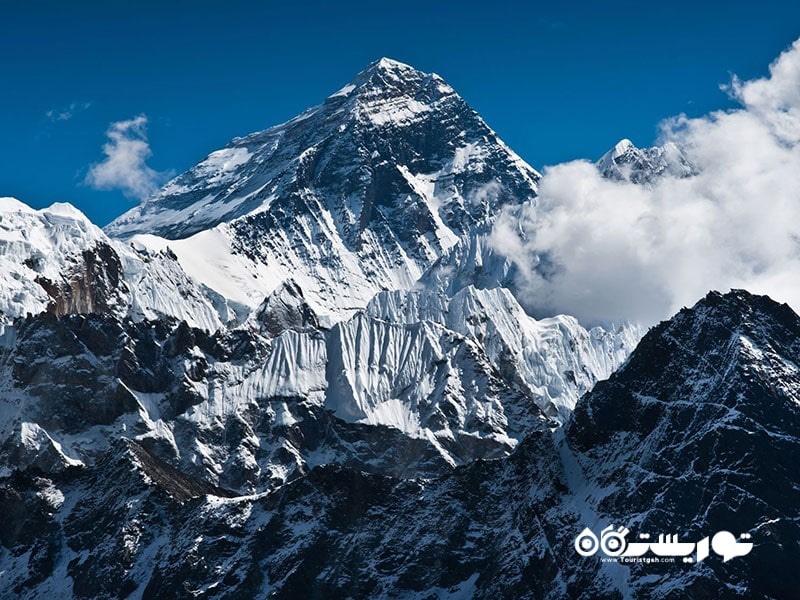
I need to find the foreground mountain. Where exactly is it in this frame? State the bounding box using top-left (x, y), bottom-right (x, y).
top-left (105, 58), bottom-right (541, 322)
top-left (567, 289), bottom-right (800, 598)
top-left (2, 290), bottom-right (796, 598)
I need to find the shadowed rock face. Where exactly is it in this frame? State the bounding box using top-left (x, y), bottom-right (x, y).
top-left (107, 59), bottom-right (540, 244)
top-left (126, 440), bottom-right (235, 501)
top-left (567, 289), bottom-right (800, 599)
top-left (35, 241), bottom-right (127, 318)
top-left (1, 290), bottom-right (798, 598)
top-left (254, 279), bottom-right (319, 336)
top-left (0, 305), bottom-right (550, 492)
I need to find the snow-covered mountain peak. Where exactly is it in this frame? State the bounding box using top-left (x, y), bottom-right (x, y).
top-left (0, 196), bottom-right (35, 214)
top-left (607, 137), bottom-right (634, 158)
top-left (350, 56), bottom-right (425, 84)
top-left (0, 198), bottom-right (102, 248)
top-left (0, 199), bottom-right (132, 328)
top-left (596, 137), bottom-right (695, 184)
top-left (0, 197), bottom-right (94, 225)
top-left (106, 58), bottom-right (536, 237)
top-left (105, 59), bottom-right (541, 321)
top-left (0, 197), bottom-right (237, 331)
top-left (342, 56), bottom-right (453, 99)
top-left (596, 138), bottom-right (638, 173)
top-left (366, 56), bottom-right (415, 73)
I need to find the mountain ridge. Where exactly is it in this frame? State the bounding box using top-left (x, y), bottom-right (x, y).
top-left (0, 59), bottom-right (641, 499)
top-left (7, 57), bottom-right (790, 599)
top-left (2, 289), bottom-right (797, 598)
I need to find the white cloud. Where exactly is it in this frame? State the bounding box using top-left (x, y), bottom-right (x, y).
top-left (84, 115), bottom-right (173, 201)
top-left (490, 38), bottom-right (800, 326)
top-left (45, 101), bottom-right (92, 122)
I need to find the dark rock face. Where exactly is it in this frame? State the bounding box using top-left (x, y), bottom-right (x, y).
top-left (1, 433), bottom-right (595, 600)
top-left (2, 289), bottom-right (798, 598)
top-left (567, 289), bottom-right (800, 599)
top-left (0, 303), bottom-right (546, 494)
top-left (254, 279), bottom-right (319, 336)
top-left (221, 59), bottom-right (539, 275)
top-left (108, 59), bottom-right (539, 246)
top-left (6, 313), bottom-right (203, 434)
top-left (126, 440), bottom-right (234, 501)
top-left (36, 242), bottom-right (128, 317)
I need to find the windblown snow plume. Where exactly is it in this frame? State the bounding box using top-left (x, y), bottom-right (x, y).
top-left (492, 38), bottom-right (800, 325)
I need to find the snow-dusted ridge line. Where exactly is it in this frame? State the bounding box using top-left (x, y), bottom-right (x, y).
top-left (0, 196), bottom-right (642, 493)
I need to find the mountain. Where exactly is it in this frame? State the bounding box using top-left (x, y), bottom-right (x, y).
top-left (566, 289), bottom-right (800, 598)
top-left (596, 138), bottom-right (695, 184)
top-left (0, 276), bottom-right (634, 492)
top-left (105, 58), bottom-right (541, 323)
top-left (0, 197), bottom-right (239, 332)
top-left (3, 290), bottom-right (796, 598)
top-left (0, 59), bottom-right (638, 497)
top-left (0, 197), bottom-right (125, 325)
top-left (1, 53), bottom-right (796, 599)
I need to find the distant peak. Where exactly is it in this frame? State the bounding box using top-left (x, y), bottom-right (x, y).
top-left (596, 138), bottom-right (640, 171)
top-left (603, 139), bottom-right (637, 161)
top-left (45, 202), bottom-right (91, 221)
top-left (612, 138), bottom-right (635, 154)
top-left (0, 196), bottom-right (35, 214)
top-left (0, 198), bottom-right (93, 224)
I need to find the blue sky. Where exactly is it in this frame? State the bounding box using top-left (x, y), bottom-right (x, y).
top-left (2, 0), bottom-right (799, 226)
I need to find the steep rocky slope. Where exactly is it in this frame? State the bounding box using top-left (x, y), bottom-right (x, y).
top-left (1, 290), bottom-right (796, 598)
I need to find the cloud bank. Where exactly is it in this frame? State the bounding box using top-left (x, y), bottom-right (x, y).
top-left (491, 38), bottom-right (800, 326)
top-left (85, 115), bottom-right (172, 201)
